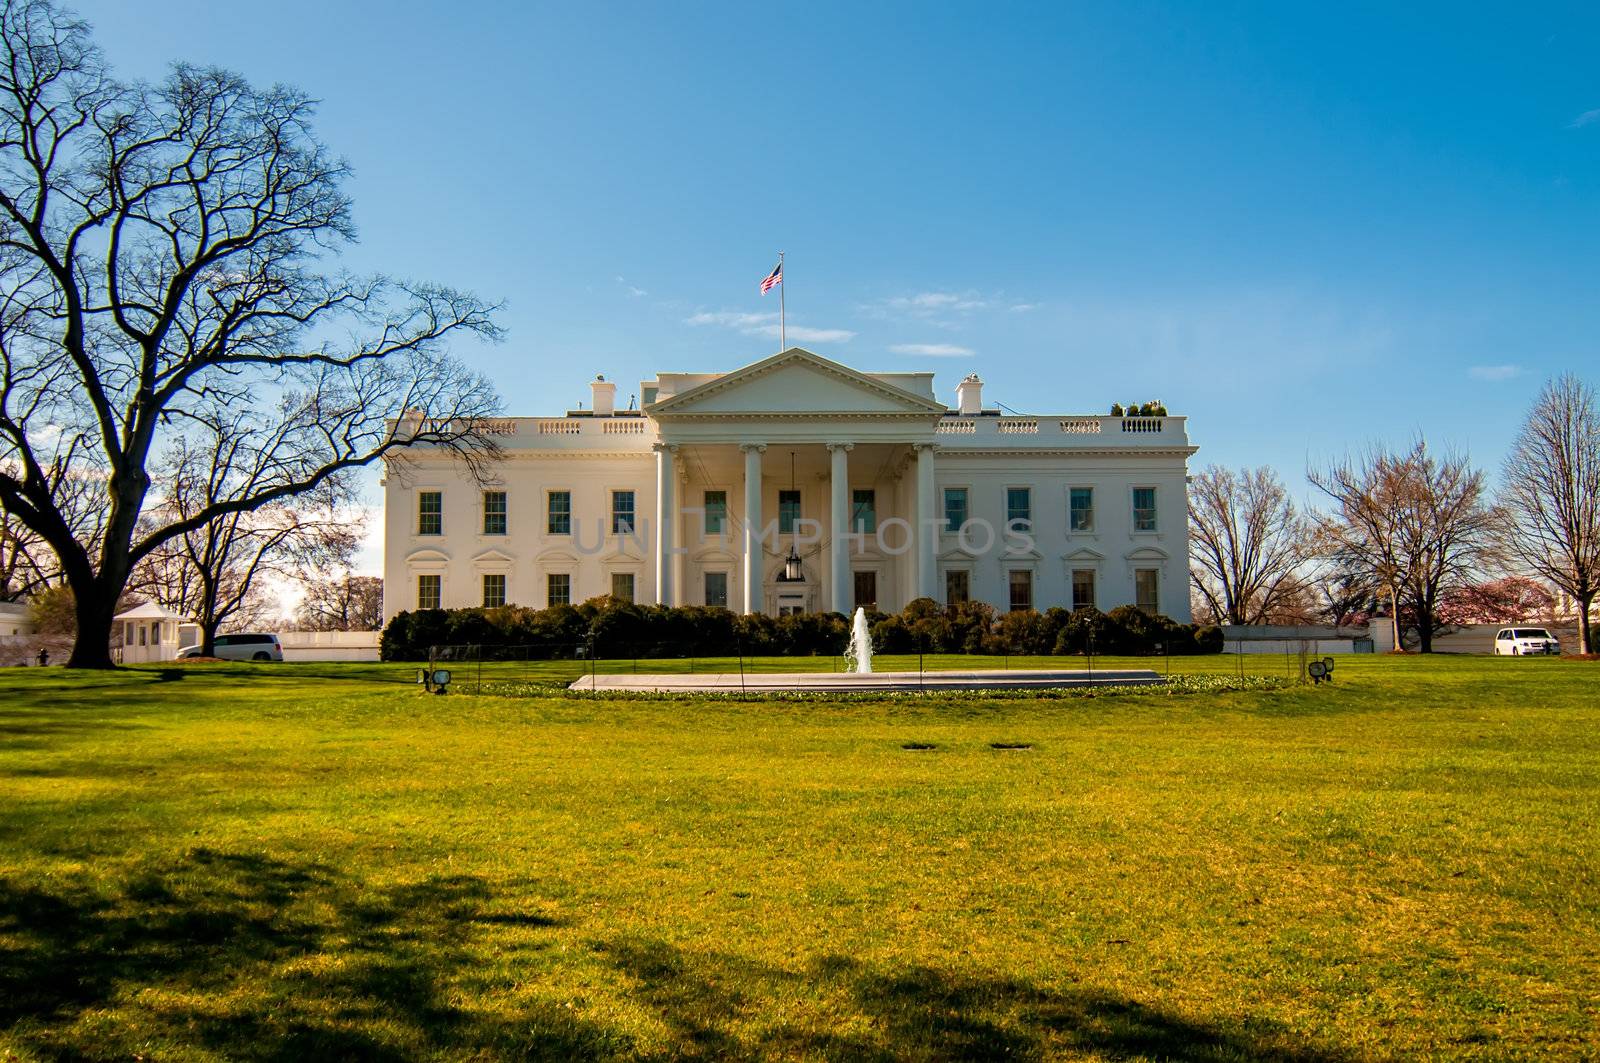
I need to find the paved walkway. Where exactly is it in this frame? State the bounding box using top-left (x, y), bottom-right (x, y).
top-left (567, 668), bottom-right (1163, 693)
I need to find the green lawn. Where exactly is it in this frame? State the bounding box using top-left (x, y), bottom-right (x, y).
top-left (1, 655), bottom-right (1596, 1060)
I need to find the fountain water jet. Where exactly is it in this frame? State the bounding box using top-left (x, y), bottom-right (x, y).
top-left (846, 606), bottom-right (873, 673)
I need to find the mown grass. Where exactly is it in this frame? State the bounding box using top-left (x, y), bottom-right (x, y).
top-left (0, 655), bottom-right (1596, 1060)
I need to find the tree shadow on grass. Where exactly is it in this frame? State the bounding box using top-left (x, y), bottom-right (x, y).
top-left (0, 848), bottom-right (611, 1061)
top-left (2, 850), bottom-right (1365, 1060)
top-left (603, 937), bottom-right (1364, 1062)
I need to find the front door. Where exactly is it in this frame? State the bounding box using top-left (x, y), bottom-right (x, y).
top-left (853, 570), bottom-right (877, 611)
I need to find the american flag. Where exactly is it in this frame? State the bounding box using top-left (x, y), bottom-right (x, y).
top-left (760, 261), bottom-right (782, 294)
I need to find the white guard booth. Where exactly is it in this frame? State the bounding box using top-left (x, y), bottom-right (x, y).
top-left (114, 603), bottom-right (201, 663)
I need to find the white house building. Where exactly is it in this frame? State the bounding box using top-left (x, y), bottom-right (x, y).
top-left (382, 348), bottom-right (1197, 622)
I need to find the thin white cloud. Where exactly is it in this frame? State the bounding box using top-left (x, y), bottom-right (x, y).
top-left (1468, 364), bottom-right (1523, 382)
top-left (870, 291), bottom-right (989, 316)
top-left (1008, 303), bottom-right (1038, 313)
top-left (890, 343), bottom-right (974, 357)
top-left (686, 311), bottom-right (778, 328)
top-left (615, 275), bottom-right (647, 298)
top-left (1570, 108), bottom-right (1600, 129)
top-left (750, 324), bottom-right (857, 343)
top-left (686, 310), bottom-right (853, 344)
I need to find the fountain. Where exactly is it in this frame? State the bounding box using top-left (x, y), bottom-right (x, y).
top-left (569, 606), bottom-right (1160, 693)
top-left (845, 606), bottom-right (873, 673)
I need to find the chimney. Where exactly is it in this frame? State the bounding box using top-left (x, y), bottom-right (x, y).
top-left (590, 374), bottom-right (617, 416)
top-left (955, 373), bottom-right (983, 416)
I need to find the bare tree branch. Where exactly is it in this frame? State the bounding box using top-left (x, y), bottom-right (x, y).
top-left (0, 1), bottom-right (502, 666)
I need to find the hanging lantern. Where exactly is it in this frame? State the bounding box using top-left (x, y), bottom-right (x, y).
top-left (777, 449), bottom-right (803, 582)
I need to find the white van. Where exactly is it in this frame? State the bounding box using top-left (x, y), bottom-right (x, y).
top-left (1492, 628), bottom-right (1560, 656)
top-left (178, 633), bottom-right (284, 662)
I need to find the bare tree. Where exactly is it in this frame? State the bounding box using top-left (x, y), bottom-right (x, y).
top-left (1188, 465), bottom-right (1315, 625)
top-left (1500, 374), bottom-right (1600, 654)
top-left (0, 2), bottom-right (501, 666)
top-left (1, 501), bottom-right (55, 599)
top-left (131, 433), bottom-right (359, 652)
top-left (1307, 564), bottom-right (1380, 628)
top-left (1311, 440), bottom-right (1494, 652)
top-left (296, 573), bottom-right (382, 632)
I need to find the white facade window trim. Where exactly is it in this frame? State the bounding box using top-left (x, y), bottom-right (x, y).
top-left (1131, 484), bottom-right (1159, 534)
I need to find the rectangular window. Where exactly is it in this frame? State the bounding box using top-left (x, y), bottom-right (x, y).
top-left (483, 490), bottom-right (507, 535)
top-left (612, 490), bottom-right (635, 534)
top-left (547, 490), bottom-right (571, 535)
top-left (417, 573), bottom-right (442, 610)
top-left (1135, 568), bottom-right (1160, 614)
top-left (943, 487), bottom-right (968, 532)
top-left (1008, 569), bottom-right (1033, 612)
top-left (779, 489), bottom-right (801, 535)
top-left (945, 569), bottom-right (970, 605)
top-left (1072, 569), bottom-right (1096, 611)
top-left (1133, 487), bottom-right (1157, 532)
top-left (611, 572), bottom-right (635, 602)
top-left (418, 491), bottom-right (442, 536)
top-left (482, 573), bottom-right (506, 608)
top-left (704, 490), bottom-right (727, 535)
top-left (1007, 487), bottom-right (1032, 532)
top-left (704, 571), bottom-right (729, 608)
top-left (547, 573), bottom-right (571, 607)
top-left (851, 489), bottom-right (877, 534)
top-left (1070, 487), bottom-right (1094, 532)
top-left (853, 570), bottom-right (878, 611)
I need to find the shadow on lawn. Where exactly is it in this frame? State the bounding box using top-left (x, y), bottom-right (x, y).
top-left (602, 937), bottom-right (1359, 1062)
top-left (0, 849), bottom-right (615, 1061)
top-left (1, 850), bottom-right (1359, 1061)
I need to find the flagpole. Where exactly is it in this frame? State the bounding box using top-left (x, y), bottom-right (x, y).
top-left (778, 250), bottom-right (786, 351)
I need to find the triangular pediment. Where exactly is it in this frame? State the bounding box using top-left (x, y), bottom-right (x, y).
top-left (649, 349), bottom-right (945, 418)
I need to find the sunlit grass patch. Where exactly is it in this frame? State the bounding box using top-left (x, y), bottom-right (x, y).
top-left (0, 654), bottom-right (1596, 1059)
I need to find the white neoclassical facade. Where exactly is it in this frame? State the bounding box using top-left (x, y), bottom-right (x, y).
top-left (382, 348), bottom-right (1197, 621)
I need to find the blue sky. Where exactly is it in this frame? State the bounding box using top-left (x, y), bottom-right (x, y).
top-left (75, 1), bottom-right (1600, 526)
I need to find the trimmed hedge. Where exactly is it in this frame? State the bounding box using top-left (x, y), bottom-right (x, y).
top-left (380, 596), bottom-right (1221, 662)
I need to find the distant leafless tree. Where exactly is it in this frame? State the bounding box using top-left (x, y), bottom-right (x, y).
top-left (1, 502), bottom-right (55, 599)
top-left (1499, 374), bottom-right (1600, 654)
top-left (1307, 565), bottom-right (1380, 628)
top-left (131, 432), bottom-right (360, 652)
top-left (296, 573), bottom-right (382, 632)
top-left (1188, 465), bottom-right (1316, 625)
top-left (0, 1), bottom-right (502, 667)
top-left (1311, 441), bottom-right (1495, 652)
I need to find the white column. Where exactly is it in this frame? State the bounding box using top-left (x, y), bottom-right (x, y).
top-left (741, 443), bottom-right (766, 614)
top-left (915, 443), bottom-right (938, 601)
top-left (828, 442), bottom-right (852, 614)
top-left (654, 443), bottom-right (677, 606)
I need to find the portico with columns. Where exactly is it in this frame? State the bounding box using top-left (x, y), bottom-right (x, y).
top-left (646, 351), bottom-right (949, 615)
top-left (383, 347), bottom-right (1198, 623)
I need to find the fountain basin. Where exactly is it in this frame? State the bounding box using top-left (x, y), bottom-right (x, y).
top-left (567, 668), bottom-right (1162, 694)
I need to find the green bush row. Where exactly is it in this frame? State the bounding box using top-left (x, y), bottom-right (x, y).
top-left (379, 597), bottom-right (1222, 661)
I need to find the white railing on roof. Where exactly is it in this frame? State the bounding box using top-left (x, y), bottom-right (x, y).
top-left (537, 419), bottom-right (582, 435)
top-left (931, 414), bottom-right (1183, 445)
top-left (602, 420), bottom-right (646, 434)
